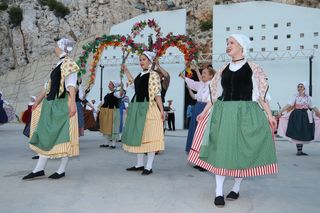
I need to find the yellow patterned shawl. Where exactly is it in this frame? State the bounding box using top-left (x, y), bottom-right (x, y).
top-left (46, 56), bottom-right (80, 97)
top-left (148, 71), bottom-right (162, 105)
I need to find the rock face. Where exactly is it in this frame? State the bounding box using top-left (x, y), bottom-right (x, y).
top-left (0, 0), bottom-right (319, 74)
top-left (0, 0), bottom-right (319, 113)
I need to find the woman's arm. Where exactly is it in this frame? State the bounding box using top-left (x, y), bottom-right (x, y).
top-left (121, 64), bottom-right (134, 84)
top-left (68, 86), bottom-right (77, 117)
top-left (279, 104), bottom-right (292, 114)
top-left (259, 98), bottom-right (277, 130)
top-left (155, 96), bottom-right (164, 121)
top-left (32, 89), bottom-right (46, 110)
top-left (196, 101), bottom-right (213, 122)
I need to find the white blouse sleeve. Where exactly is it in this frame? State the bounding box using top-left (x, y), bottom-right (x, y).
top-left (308, 96), bottom-right (315, 108)
top-left (288, 95), bottom-right (296, 106)
top-left (64, 72), bottom-right (77, 91)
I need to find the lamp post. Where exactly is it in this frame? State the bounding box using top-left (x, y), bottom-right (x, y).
top-left (99, 64), bottom-right (104, 102)
top-left (309, 55), bottom-right (313, 96)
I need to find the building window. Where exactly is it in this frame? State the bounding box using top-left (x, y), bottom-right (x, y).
top-left (274, 35), bottom-right (278, 40)
top-left (286, 22), bottom-right (291, 27)
top-left (274, 23), bottom-right (278, 28)
top-left (226, 27), bottom-right (230, 31)
top-left (113, 56), bottom-right (116, 59)
top-left (274, 47), bottom-right (278, 51)
top-left (286, 46), bottom-right (291, 50)
top-left (169, 52), bottom-right (172, 56)
top-left (261, 24), bottom-right (266, 29)
top-left (250, 37), bottom-right (253, 41)
top-left (261, 48), bottom-right (266, 52)
top-left (140, 34), bottom-right (144, 38)
top-left (286, 34), bottom-right (291, 39)
top-left (237, 26), bottom-right (242, 30)
top-left (249, 48), bottom-right (253, 52)
top-left (314, 44), bottom-right (319, 49)
top-left (249, 25), bottom-right (253, 30)
top-left (131, 54), bottom-right (134, 58)
top-left (314, 32), bottom-right (319, 37)
top-left (261, 36), bottom-right (266, 40)
top-left (300, 33), bottom-right (304, 38)
top-left (300, 45), bottom-right (304, 49)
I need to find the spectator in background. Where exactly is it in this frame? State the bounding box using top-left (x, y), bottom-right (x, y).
top-left (167, 100), bottom-right (175, 131)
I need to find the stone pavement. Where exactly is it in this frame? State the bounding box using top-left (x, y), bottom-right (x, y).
top-left (0, 123), bottom-right (319, 213)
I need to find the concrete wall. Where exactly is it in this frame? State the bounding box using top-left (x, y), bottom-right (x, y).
top-left (212, 1), bottom-right (320, 110)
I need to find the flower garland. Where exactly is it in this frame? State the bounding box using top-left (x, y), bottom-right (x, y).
top-left (77, 35), bottom-right (123, 91)
top-left (77, 19), bottom-right (199, 91)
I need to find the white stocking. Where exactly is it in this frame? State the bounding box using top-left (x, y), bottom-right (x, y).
top-left (215, 175), bottom-right (226, 197)
top-left (145, 152), bottom-right (155, 170)
top-left (232, 178), bottom-right (243, 193)
top-left (136, 154), bottom-right (144, 167)
top-left (57, 157), bottom-right (69, 174)
top-left (33, 155), bottom-right (48, 173)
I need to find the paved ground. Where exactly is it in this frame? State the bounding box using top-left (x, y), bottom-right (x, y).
top-left (0, 123), bottom-right (319, 213)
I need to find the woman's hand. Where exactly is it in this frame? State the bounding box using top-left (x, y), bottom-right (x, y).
top-left (160, 110), bottom-right (165, 121)
top-left (32, 102), bottom-right (38, 111)
top-left (69, 101), bottom-right (77, 118)
top-left (121, 64), bottom-right (128, 73)
top-left (197, 112), bottom-right (205, 122)
top-left (268, 115), bottom-right (277, 130)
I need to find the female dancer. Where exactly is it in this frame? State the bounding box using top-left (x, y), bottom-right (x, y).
top-left (121, 51), bottom-right (164, 175)
top-left (23, 37), bottom-right (79, 180)
top-left (196, 34), bottom-right (278, 207)
top-left (278, 82), bottom-right (320, 155)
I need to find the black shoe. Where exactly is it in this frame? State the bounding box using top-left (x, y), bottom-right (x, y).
top-left (100, 144), bottom-right (109, 148)
top-left (296, 151), bottom-right (308, 156)
top-left (32, 155), bottom-right (39, 159)
top-left (126, 166), bottom-right (144, 171)
top-left (110, 146), bottom-right (116, 149)
top-left (226, 191), bottom-right (239, 200)
top-left (214, 196), bottom-right (225, 207)
top-left (48, 172), bottom-right (65, 179)
top-left (141, 169), bottom-right (153, 175)
top-left (193, 165), bottom-right (207, 172)
top-left (22, 170), bottom-right (45, 180)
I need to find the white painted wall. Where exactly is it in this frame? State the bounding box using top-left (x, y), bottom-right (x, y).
top-left (87, 9), bottom-right (186, 129)
top-left (213, 1), bottom-right (320, 110)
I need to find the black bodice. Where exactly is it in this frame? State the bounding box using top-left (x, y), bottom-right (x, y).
top-left (101, 91), bottom-right (120, 109)
top-left (47, 63), bottom-right (66, 101)
top-left (219, 62), bottom-right (253, 101)
top-left (132, 73), bottom-right (150, 102)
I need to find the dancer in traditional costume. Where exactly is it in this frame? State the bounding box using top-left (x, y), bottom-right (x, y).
top-left (22, 37), bottom-right (79, 180)
top-left (180, 64), bottom-right (215, 153)
top-left (278, 82), bottom-right (320, 155)
top-left (99, 81), bottom-right (123, 149)
top-left (192, 34), bottom-right (278, 207)
top-left (121, 51), bottom-right (164, 175)
top-left (0, 92), bottom-right (9, 125)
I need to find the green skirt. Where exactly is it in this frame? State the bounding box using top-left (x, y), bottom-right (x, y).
top-left (30, 97), bottom-right (70, 151)
top-left (200, 100), bottom-right (277, 170)
top-left (122, 100), bottom-right (148, 147)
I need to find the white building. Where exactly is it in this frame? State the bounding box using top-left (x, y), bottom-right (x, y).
top-left (212, 1), bottom-right (320, 110)
top-left (87, 9), bottom-right (187, 129)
